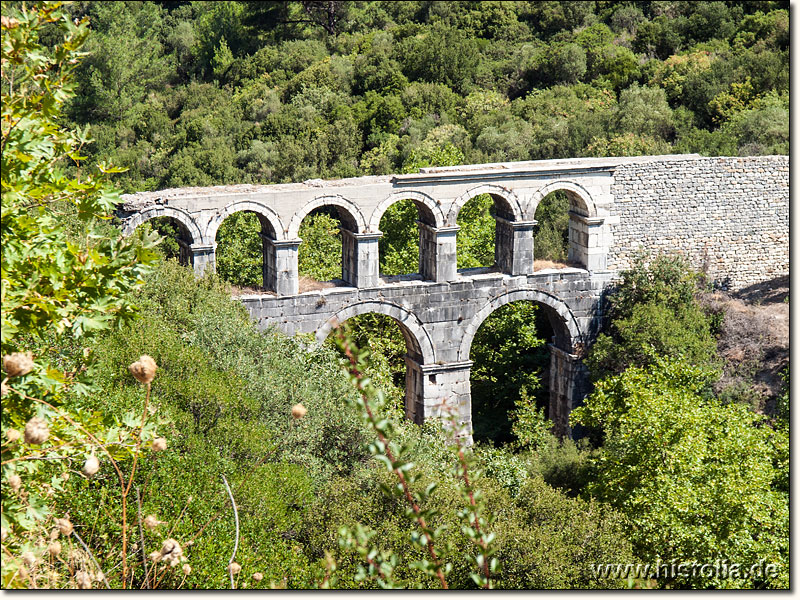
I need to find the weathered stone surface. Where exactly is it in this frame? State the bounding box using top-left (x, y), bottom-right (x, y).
top-left (118, 154), bottom-right (788, 439)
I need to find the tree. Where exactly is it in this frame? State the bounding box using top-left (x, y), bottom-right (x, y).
top-left (572, 358), bottom-right (788, 589)
top-left (586, 254), bottom-right (719, 378)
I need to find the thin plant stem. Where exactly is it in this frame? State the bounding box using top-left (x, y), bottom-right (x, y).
top-left (136, 487), bottom-right (149, 589)
top-left (221, 474), bottom-right (240, 589)
top-left (456, 442), bottom-right (491, 588)
top-left (165, 495), bottom-right (193, 539)
top-left (72, 529), bottom-right (111, 589)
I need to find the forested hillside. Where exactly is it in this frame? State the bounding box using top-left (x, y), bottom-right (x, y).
top-left (1, 1), bottom-right (789, 590)
top-left (59, 0), bottom-right (789, 191)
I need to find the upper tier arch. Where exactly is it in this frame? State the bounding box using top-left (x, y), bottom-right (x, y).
top-left (288, 194), bottom-right (367, 239)
top-left (369, 190), bottom-right (445, 232)
top-left (447, 184), bottom-right (524, 225)
top-left (121, 205), bottom-right (203, 244)
top-left (530, 180), bottom-right (598, 217)
top-left (205, 200), bottom-right (286, 243)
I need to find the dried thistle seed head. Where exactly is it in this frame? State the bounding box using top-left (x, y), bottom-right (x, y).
top-left (159, 538), bottom-right (183, 567)
top-left (151, 437), bottom-right (167, 452)
top-left (148, 550), bottom-right (161, 562)
top-left (1, 380), bottom-right (8, 398)
top-left (21, 551), bottom-right (36, 568)
top-left (49, 528), bottom-right (60, 540)
top-left (6, 428), bottom-right (21, 443)
top-left (4, 352), bottom-right (34, 378)
top-left (128, 355), bottom-right (157, 384)
top-left (24, 417), bottom-right (49, 445)
top-left (8, 474), bottom-right (21, 492)
top-left (143, 515), bottom-right (164, 530)
top-left (82, 455), bottom-right (99, 477)
top-left (291, 403), bottom-right (307, 419)
top-left (55, 518), bottom-right (73, 536)
top-left (227, 562), bottom-right (241, 575)
top-left (252, 572), bottom-right (264, 582)
top-left (48, 541), bottom-right (62, 557)
top-left (182, 564), bottom-right (191, 576)
top-left (75, 570), bottom-right (92, 589)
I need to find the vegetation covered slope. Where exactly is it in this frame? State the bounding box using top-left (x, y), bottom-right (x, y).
top-left (58, 0), bottom-right (789, 192)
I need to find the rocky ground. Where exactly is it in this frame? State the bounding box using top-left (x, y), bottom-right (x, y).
top-left (700, 275), bottom-right (789, 416)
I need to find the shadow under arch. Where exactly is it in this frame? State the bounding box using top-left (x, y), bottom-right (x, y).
top-left (459, 288), bottom-right (582, 362)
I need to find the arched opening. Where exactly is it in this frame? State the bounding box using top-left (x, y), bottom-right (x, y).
top-left (378, 198), bottom-right (437, 278)
top-left (455, 190), bottom-right (524, 274)
top-left (469, 301), bottom-right (554, 445)
top-left (215, 211), bottom-right (277, 291)
top-left (456, 194), bottom-right (497, 270)
top-left (316, 304), bottom-right (433, 423)
top-left (533, 185), bottom-right (597, 271)
top-left (142, 216), bottom-right (196, 266)
top-left (533, 191), bottom-right (570, 269)
top-left (323, 314), bottom-right (410, 415)
top-left (295, 200), bottom-right (365, 291)
top-left (298, 206), bottom-right (348, 288)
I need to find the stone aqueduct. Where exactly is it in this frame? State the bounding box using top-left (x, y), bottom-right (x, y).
top-left (119, 154), bottom-right (789, 439)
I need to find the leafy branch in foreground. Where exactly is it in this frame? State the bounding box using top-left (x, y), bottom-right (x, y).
top-left (333, 325), bottom-right (449, 589)
top-left (333, 325), bottom-right (497, 589)
top-left (1, 2), bottom-right (160, 588)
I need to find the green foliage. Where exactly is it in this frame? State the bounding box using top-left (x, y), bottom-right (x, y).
top-left (0, 5), bottom-right (169, 590)
top-left (57, 0), bottom-right (787, 196)
top-left (1, 1), bottom-right (160, 559)
top-left (469, 302), bottom-right (549, 444)
top-left (456, 194), bottom-right (495, 269)
top-left (378, 200), bottom-right (419, 276)
top-left (298, 211), bottom-right (343, 282)
top-left (215, 212), bottom-right (263, 288)
top-left (572, 357), bottom-right (788, 588)
top-left (9, 1), bottom-right (788, 589)
top-left (587, 254), bottom-right (719, 378)
top-left (533, 191), bottom-right (569, 262)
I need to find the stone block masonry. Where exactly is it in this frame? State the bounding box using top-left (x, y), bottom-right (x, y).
top-left (609, 156), bottom-right (788, 291)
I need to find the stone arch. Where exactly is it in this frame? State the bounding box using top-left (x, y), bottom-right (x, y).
top-left (447, 184), bottom-right (523, 225)
top-left (530, 180), bottom-right (597, 218)
top-left (205, 200), bottom-right (285, 244)
top-left (288, 194), bottom-right (367, 239)
top-left (315, 301), bottom-right (436, 365)
top-left (458, 288), bottom-right (582, 362)
top-left (368, 190), bottom-right (445, 232)
top-left (121, 206), bottom-right (203, 244)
